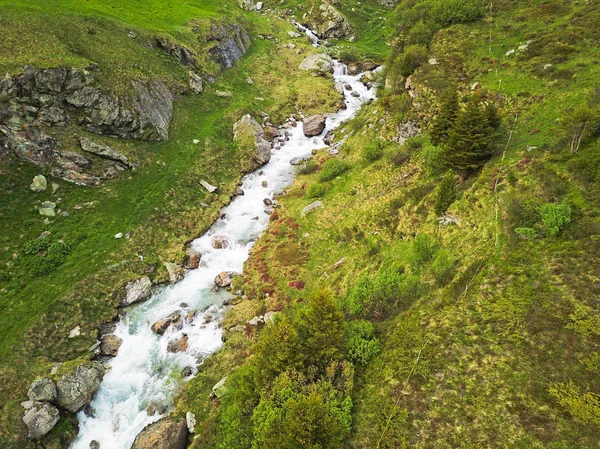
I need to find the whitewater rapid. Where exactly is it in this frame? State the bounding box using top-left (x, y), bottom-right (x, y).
top-left (72, 58), bottom-right (378, 449)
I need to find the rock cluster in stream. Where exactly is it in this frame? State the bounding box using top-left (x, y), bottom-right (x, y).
top-left (22, 362), bottom-right (105, 439)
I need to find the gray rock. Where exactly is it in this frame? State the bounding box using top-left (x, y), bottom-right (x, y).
top-left (155, 37), bottom-right (197, 67)
top-left (119, 277), bottom-right (153, 307)
top-left (299, 53), bottom-right (333, 74)
top-left (132, 418), bottom-right (188, 449)
top-left (146, 401), bottom-right (167, 416)
top-left (100, 334), bottom-right (122, 356)
top-left (233, 114), bottom-right (272, 169)
top-left (165, 262), bottom-right (184, 283)
top-left (39, 201), bottom-right (56, 217)
top-left (27, 378), bottom-right (57, 402)
top-left (247, 315), bottom-right (264, 326)
top-left (264, 311), bottom-right (278, 326)
top-left (303, 115), bottom-right (326, 137)
top-left (288, 31), bottom-right (302, 38)
top-left (21, 400), bottom-right (60, 439)
top-left (212, 235), bottom-right (230, 249)
top-left (200, 179), bottom-right (218, 193)
top-left (255, 1), bottom-right (263, 10)
top-left (211, 376), bottom-right (228, 399)
top-left (189, 71), bottom-right (203, 94)
top-left (186, 411), bottom-right (197, 434)
top-left (290, 156), bottom-right (311, 166)
top-left (56, 361), bottom-right (105, 413)
top-left (216, 90), bottom-right (232, 98)
top-left (301, 200), bottom-right (323, 217)
top-left (79, 137), bottom-right (132, 167)
top-left (90, 440), bottom-right (100, 449)
top-left (30, 175), bottom-right (47, 192)
top-left (131, 80), bottom-right (174, 141)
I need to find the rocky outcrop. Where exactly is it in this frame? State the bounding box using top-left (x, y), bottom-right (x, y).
top-left (299, 53), bottom-right (333, 74)
top-left (208, 24), bottom-right (251, 72)
top-left (55, 361), bottom-right (105, 413)
top-left (303, 115), bottom-right (326, 136)
top-left (308, 1), bottom-right (355, 40)
top-left (155, 37), bottom-right (198, 68)
top-left (119, 277), bottom-right (153, 307)
top-left (21, 400), bottom-right (60, 439)
top-left (233, 114), bottom-right (272, 169)
top-left (132, 418), bottom-right (188, 449)
top-left (0, 66), bottom-right (169, 185)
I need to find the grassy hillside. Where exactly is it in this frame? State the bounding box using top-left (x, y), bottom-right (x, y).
top-left (176, 0), bottom-right (600, 447)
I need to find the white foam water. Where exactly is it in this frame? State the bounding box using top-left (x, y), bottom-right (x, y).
top-left (72, 58), bottom-right (378, 449)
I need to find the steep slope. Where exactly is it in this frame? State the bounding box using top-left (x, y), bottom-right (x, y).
top-left (175, 0), bottom-right (600, 448)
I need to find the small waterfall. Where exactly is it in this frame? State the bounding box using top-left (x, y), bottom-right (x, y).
top-left (72, 32), bottom-right (379, 449)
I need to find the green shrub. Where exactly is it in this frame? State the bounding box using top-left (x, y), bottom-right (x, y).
top-left (319, 159), bottom-right (351, 182)
top-left (346, 320), bottom-right (380, 365)
top-left (410, 234), bottom-right (438, 267)
top-left (430, 250), bottom-right (456, 285)
top-left (346, 269), bottom-right (420, 319)
top-left (399, 44), bottom-right (428, 77)
top-left (23, 240), bottom-right (72, 277)
top-left (539, 202), bottom-right (572, 237)
top-left (307, 183), bottom-right (328, 198)
top-left (407, 20), bottom-right (435, 46)
top-left (22, 238), bottom-right (51, 256)
top-left (434, 173), bottom-right (457, 216)
top-left (362, 142), bottom-right (384, 163)
top-left (431, 0), bottom-right (486, 26)
top-left (514, 227), bottom-right (538, 239)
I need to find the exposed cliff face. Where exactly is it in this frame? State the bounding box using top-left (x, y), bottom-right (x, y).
top-left (0, 21), bottom-right (251, 185)
top-left (208, 23), bottom-right (252, 73)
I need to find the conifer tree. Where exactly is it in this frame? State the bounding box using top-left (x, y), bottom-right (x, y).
top-left (430, 86), bottom-right (459, 146)
top-left (441, 96), bottom-right (495, 174)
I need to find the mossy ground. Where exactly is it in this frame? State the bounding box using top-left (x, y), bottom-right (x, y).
top-left (178, 0), bottom-right (600, 447)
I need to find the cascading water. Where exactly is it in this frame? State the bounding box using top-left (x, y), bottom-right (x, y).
top-left (72, 43), bottom-right (378, 449)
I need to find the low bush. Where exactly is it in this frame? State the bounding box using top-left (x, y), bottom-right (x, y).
top-left (539, 202), bottom-right (572, 237)
top-left (434, 172), bottom-right (457, 216)
top-left (362, 142), bottom-right (384, 163)
top-left (307, 183), bottom-right (328, 198)
top-left (319, 159), bottom-right (351, 182)
top-left (346, 320), bottom-right (380, 365)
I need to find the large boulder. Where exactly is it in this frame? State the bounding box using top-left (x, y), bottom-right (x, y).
top-left (119, 277), bottom-right (153, 307)
top-left (56, 362), bottom-right (105, 413)
top-left (100, 334), bottom-right (122, 356)
top-left (309, 1), bottom-right (355, 40)
top-left (167, 335), bottom-right (189, 353)
top-left (303, 115), bottom-right (327, 137)
top-left (151, 311), bottom-right (183, 335)
top-left (233, 114), bottom-right (272, 169)
top-left (21, 401), bottom-right (60, 440)
top-left (132, 418), bottom-right (188, 449)
top-left (299, 53), bottom-right (333, 74)
top-left (214, 271), bottom-right (241, 288)
top-left (27, 378), bottom-right (57, 402)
